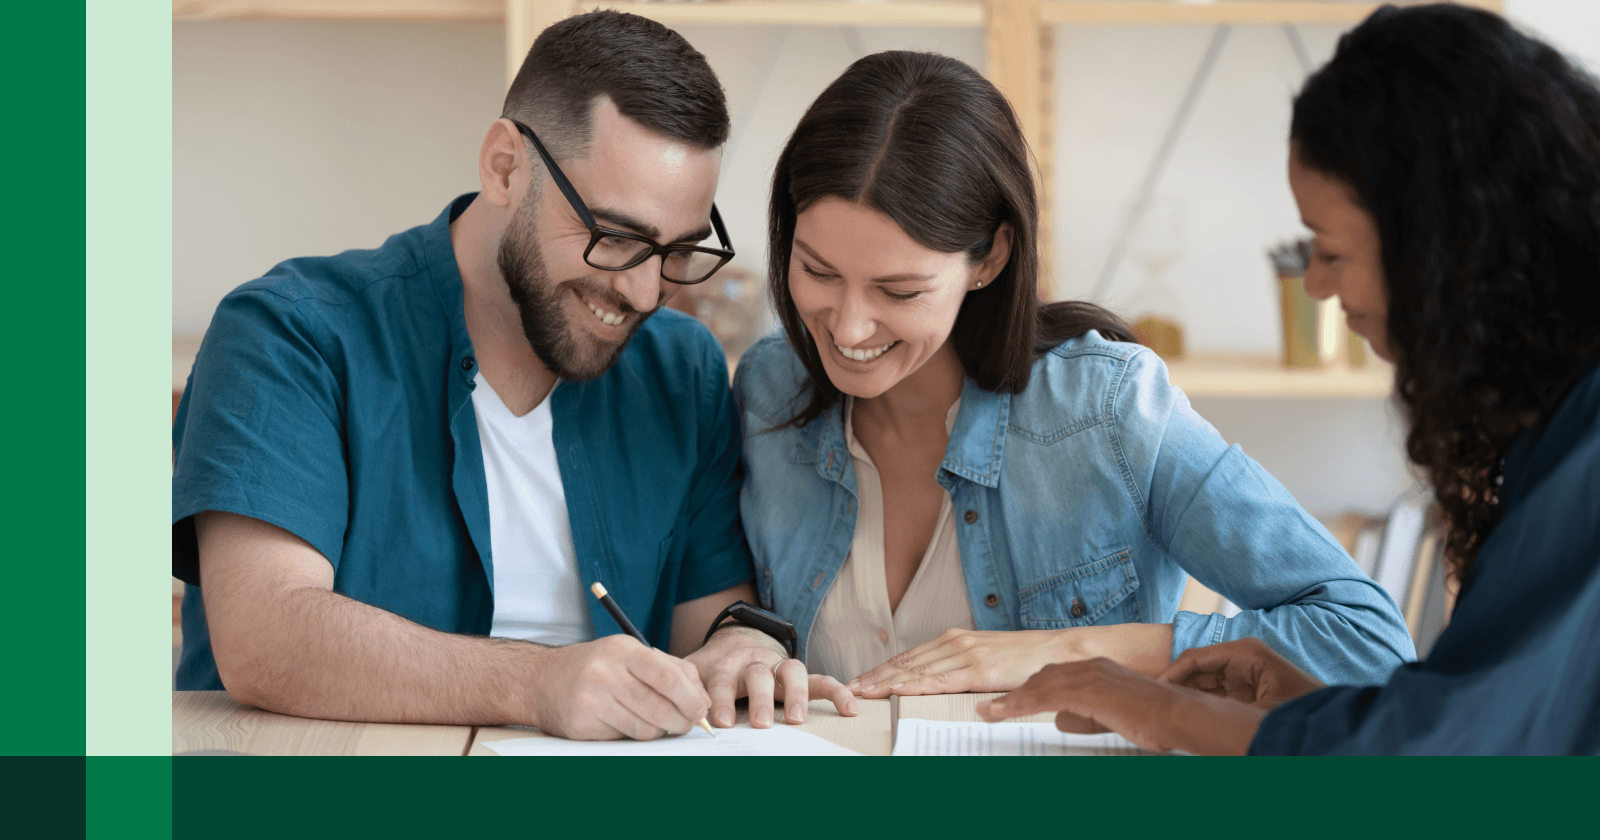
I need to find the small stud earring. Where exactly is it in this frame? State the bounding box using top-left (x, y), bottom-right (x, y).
top-left (975, 281), bottom-right (983, 288)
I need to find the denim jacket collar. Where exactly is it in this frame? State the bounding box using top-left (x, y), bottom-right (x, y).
top-left (944, 379), bottom-right (1009, 488)
top-left (788, 377), bottom-right (1011, 490)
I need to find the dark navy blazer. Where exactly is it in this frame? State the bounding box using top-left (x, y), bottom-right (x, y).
top-left (1253, 362), bottom-right (1600, 754)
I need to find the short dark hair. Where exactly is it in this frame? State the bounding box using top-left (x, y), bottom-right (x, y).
top-left (1292, 4), bottom-right (1600, 580)
top-left (502, 11), bottom-right (729, 162)
top-left (768, 51), bottom-right (1132, 429)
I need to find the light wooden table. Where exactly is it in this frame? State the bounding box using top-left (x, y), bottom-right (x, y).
top-left (471, 698), bottom-right (893, 756)
top-left (173, 691), bottom-right (474, 756)
top-left (174, 692), bottom-right (1113, 756)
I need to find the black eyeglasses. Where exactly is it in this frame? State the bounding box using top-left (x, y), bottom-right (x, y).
top-left (509, 119), bottom-right (734, 285)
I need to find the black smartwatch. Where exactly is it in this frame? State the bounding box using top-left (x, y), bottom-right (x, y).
top-left (703, 601), bottom-right (797, 659)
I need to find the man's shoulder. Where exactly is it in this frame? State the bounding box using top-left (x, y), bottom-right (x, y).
top-left (626, 308), bottom-right (724, 369)
top-left (223, 226), bottom-right (435, 313)
top-left (590, 309), bottom-right (732, 414)
top-left (195, 216), bottom-right (456, 395)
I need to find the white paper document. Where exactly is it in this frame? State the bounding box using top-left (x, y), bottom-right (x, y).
top-left (892, 719), bottom-right (1166, 756)
top-left (483, 723), bottom-right (862, 756)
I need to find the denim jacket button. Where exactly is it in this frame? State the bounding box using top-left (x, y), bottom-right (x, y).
top-left (984, 593), bottom-right (999, 608)
top-left (963, 510), bottom-right (979, 524)
top-left (1070, 597), bottom-right (1087, 619)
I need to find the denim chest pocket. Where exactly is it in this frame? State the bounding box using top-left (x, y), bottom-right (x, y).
top-left (1018, 550), bottom-right (1141, 628)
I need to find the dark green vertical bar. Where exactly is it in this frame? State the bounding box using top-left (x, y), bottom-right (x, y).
top-left (2, 0), bottom-right (86, 761)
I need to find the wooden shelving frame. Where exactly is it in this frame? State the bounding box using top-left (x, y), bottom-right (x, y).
top-left (172, 0), bottom-right (1494, 397)
top-left (174, 1), bottom-right (1503, 26)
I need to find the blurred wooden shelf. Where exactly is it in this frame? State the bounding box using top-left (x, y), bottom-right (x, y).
top-left (175, 1), bottom-right (1499, 26)
top-left (1165, 352), bottom-right (1392, 398)
top-left (1042, 1), bottom-right (1500, 26)
top-left (172, 0), bottom-right (983, 24)
top-left (173, 0), bottom-right (505, 20)
top-left (579, 1), bottom-right (981, 27)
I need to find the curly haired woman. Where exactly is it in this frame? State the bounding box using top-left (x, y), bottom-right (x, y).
top-left (981, 3), bottom-right (1600, 755)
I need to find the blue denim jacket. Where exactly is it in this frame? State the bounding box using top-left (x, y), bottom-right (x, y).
top-left (733, 331), bottom-right (1416, 684)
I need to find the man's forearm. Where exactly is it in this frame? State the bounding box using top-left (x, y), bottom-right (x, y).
top-left (215, 585), bottom-right (550, 727)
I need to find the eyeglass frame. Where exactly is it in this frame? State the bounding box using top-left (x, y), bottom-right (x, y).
top-left (507, 118), bottom-right (735, 285)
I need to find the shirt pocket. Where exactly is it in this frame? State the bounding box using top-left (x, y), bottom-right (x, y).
top-left (1018, 549), bottom-right (1141, 628)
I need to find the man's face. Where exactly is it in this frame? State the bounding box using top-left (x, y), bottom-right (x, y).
top-left (497, 100), bottom-right (722, 381)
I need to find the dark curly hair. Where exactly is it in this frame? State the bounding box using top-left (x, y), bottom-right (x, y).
top-left (1292, 4), bottom-right (1600, 582)
top-left (769, 51), bottom-right (1132, 429)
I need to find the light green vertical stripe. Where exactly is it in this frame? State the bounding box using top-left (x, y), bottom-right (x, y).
top-left (86, 0), bottom-right (172, 755)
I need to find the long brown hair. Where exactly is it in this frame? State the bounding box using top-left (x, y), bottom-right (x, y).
top-left (1292, 5), bottom-right (1600, 581)
top-left (768, 51), bottom-right (1131, 428)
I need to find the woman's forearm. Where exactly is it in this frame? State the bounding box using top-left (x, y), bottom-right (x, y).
top-left (1063, 622), bottom-right (1175, 676)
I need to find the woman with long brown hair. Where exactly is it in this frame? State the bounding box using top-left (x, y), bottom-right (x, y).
top-left (733, 50), bottom-right (1413, 699)
top-left (981, 4), bottom-right (1600, 754)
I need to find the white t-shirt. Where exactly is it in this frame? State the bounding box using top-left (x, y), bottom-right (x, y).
top-left (471, 372), bottom-right (595, 646)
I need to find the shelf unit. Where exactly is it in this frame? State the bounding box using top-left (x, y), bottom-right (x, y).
top-left (172, 1), bottom-right (1491, 398)
top-left (174, 1), bottom-right (1504, 26)
top-left (1165, 352), bottom-right (1391, 399)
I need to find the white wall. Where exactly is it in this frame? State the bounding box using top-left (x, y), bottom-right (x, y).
top-left (172, 3), bottom-right (1595, 516)
top-left (173, 21), bottom-right (505, 334)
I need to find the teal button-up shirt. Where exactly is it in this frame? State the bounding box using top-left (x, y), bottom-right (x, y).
top-left (172, 195), bottom-right (752, 691)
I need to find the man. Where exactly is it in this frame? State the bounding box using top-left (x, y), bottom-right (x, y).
top-left (172, 11), bottom-right (854, 741)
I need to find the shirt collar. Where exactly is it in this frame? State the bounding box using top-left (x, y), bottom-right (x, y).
top-left (942, 378), bottom-right (1009, 488)
top-left (424, 193), bottom-right (479, 387)
top-left (795, 375), bottom-right (1010, 490)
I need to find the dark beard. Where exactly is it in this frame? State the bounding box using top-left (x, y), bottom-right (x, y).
top-left (495, 202), bottom-right (652, 382)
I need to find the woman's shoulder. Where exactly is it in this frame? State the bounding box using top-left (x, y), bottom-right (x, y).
top-left (733, 332), bottom-right (811, 428)
top-left (1016, 330), bottom-right (1173, 414)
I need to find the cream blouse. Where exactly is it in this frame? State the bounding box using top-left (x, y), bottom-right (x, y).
top-left (803, 398), bottom-right (976, 681)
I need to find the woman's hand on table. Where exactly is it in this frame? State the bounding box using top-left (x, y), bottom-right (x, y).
top-left (687, 625), bottom-right (858, 728)
top-left (1158, 637), bottom-right (1326, 710)
top-left (976, 657), bottom-right (1267, 756)
top-left (846, 623), bottom-right (1175, 699)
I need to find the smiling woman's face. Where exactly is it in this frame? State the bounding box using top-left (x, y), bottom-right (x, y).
top-left (1288, 145), bottom-right (1394, 362)
top-left (788, 197), bottom-right (1006, 400)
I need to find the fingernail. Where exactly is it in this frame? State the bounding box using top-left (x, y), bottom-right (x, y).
top-left (889, 682), bottom-right (903, 690)
top-left (719, 711), bottom-right (733, 727)
top-left (859, 683), bottom-right (874, 693)
top-left (846, 679), bottom-right (860, 688)
top-left (849, 701), bottom-right (859, 715)
top-left (989, 700), bottom-right (1005, 712)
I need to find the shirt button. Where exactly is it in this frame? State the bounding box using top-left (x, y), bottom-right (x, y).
top-left (963, 510), bottom-right (979, 524)
top-left (984, 593), bottom-right (999, 608)
top-left (461, 356), bottom-right (475, 370)
top-left (876, 627), bottom-right (890, 645)
top-left (1070, 597), bottom-right (1087, 619)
